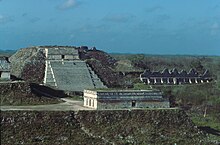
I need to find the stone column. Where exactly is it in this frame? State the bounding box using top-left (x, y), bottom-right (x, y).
top-left (154, 78), bottom-right (157, 84)
top-left (195, 78), bottom-right (198, 84)
top-left (173, 78), bottom-right (177, 84)
top-left (84, 98), bottom-right (88, 106)
top-left (167, 78), bottom-right (170, 84)
top-left (147, 78), bottom-right (150, 84)
top-left (201, 79), bottom-right (204, 83)
top-left (92, 99), bottom-right (94, 107)
top-left (189, 78), bottom-right (192, 84)
top-left (140, 77), bottom-right (143, 82)
top-left (183, 78), bottom-right (186, 83)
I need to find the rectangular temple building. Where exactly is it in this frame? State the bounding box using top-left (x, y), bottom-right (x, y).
top-left (140, 68), bottom-right (212, 85)
top-left (84, 89), bottom-right (170, 109)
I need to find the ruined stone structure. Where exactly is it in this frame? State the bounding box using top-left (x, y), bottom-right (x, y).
top-left (84, 89), bottom-right (170, 109)
top-left (140, 68), bottom-right (212, 85)
top-left (0, 56), bottom-right (10, 80)
top-left (46, 47), bottom-right (79, 60)
top-left (43, 47), bottom-right (106, 92)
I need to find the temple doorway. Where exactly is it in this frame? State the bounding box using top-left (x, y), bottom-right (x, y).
top-left (132, 101), bottom-right (136, 107)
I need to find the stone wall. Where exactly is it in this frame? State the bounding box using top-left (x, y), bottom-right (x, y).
top-left (47, 55), bottom-right (62, 60)
top-left (47, 55), bottom-right (79, 60)
top-left (95, 100), bottom-right (170, 109)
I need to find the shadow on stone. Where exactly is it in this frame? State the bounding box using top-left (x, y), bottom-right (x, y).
top-left (198, 126), bottom-right (220, 136)
top-left (10, 75), bottom-right (23, 81)
top-left (30, 83), bottom-right (68, 98)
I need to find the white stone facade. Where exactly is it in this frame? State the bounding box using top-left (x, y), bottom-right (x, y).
top-left (0, 72), bottom-right (10, 80)
top-left (84, 89), bottom-right (170, 110)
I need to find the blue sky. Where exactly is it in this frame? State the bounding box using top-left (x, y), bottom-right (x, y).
top-left (0, 0), bottom-right (220, 55)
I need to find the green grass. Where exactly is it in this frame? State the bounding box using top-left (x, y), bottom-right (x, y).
top-left (152, 82), bottom-right (220, 105)
top-left (133, 83), bottom-right (152, 90)
top-left (189, 112), bottom-right (220, 142)
top-left (190, 113), bottom-right (220, 131)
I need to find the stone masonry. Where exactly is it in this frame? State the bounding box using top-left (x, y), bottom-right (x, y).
top-left (84, 89), bottom-right (170, 110)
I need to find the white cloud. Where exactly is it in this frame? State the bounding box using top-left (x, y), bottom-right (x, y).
top-left (59, 0), bottom-right (79, 10)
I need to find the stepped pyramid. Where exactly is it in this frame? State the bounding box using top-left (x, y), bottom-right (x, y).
top-left (43, 47), bottom-right (106, 91)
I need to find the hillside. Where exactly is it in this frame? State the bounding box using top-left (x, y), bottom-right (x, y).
top-left (1, 109), bottom-right (215, 145)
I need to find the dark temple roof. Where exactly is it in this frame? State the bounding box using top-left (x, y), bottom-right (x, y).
top-left (188, 68), bottom-right (199, 77)
top-left (162, 68), bottom-right (171, 77)
top-left (202, 70), bottom-right (211, 78)
top-left (140, 68), bottom-right (210, 78)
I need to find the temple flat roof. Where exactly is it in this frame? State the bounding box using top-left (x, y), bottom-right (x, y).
top-left (47, 47), bottom-right (78, 55)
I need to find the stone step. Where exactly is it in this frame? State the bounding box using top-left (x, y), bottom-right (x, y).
top-left (87, 65), bottom-right (106, 88)
top-left (47, 74), bottom-right (53, 79)
top-left (46, 78), bottom-right (55, 82)
top-left (46, 70), bottom-right (53, 73)
top-left (44, 60), bottom-right (107, 91)
top-left (46, 82), bottom-right (56, 86)
top-left (91, 75), bottom-right (99, 79)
